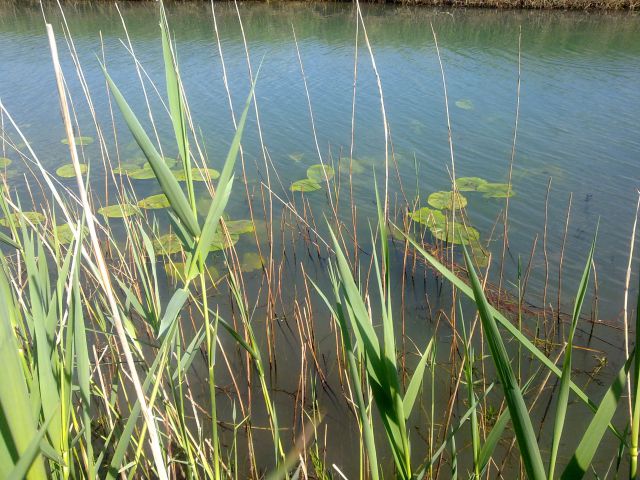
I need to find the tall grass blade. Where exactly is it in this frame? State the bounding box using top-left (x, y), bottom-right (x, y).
top-left (549, 230), bottom-right (597, 479)
top-left (561, 351), bottom-right (634, 479)
top-left (462, 247), bottom-right (546, 480)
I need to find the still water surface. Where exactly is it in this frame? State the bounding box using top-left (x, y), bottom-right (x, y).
top-left (1, 1), bottom-right (639, 475)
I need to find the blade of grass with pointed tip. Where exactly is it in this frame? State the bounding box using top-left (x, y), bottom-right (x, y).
top-left (561, 351), bottom-right (634, 480)
top-left (102, 67), bottom-right (200, 238)
top-left (160, 5), bottom-right (194, 209)
top-left (403, 338), bottom-right (434, 421)
top-left (462, 247), bottom-right (546, 480)
top-left (549, 230), bottom-right (597, 479)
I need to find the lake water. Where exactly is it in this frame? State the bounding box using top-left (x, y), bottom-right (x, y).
top-left (1, 1), bottom-right (639, 476)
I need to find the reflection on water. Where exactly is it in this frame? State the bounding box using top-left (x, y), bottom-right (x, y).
top-left (1, 1), bottom-right (639, 476)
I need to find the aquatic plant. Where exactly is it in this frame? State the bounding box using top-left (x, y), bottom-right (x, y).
top-left (138, 193), bottom-right (171, 210)
top-left (427, 190), bottom-right (468, 210)
top-left (56, 163), bottom-right (87, 178)
top-left (98, 203), bottom-right (140, 218)
top-left (61, 135), bottom-right (93, 145)
top-left (0, 157), bottom-right (12, 167)
top-left (290, 178), bottom-right (321, 192)
top-left (307, 164), bottom-right (335, 182)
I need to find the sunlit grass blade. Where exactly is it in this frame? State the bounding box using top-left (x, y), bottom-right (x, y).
top-left (549, 229), bottom-right (597, 479)
top-left (6, 407), bottom-right (58, 480)
top-left (462, 247), bottom-right (546, 480)
top-left (561, 351), bottom-right (634, 479)
top-left (160, 3), bottom-right (194, 209)
top-left (0, 258), bottom-right (47, 479)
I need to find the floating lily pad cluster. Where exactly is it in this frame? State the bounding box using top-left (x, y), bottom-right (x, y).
top-left (406, 175), bottom-right (514, 267)
top-left (111, 156), bottom-right (220, 183)
top-left (290, 164), bottom-right (335, 192)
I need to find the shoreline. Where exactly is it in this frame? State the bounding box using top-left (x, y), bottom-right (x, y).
top-left (12, 0), bottom-right (639, 12)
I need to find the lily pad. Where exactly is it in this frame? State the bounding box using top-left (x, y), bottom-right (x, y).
top-left (470, 245), bottom-right (490, 268)
top-left (409, 207), bottom-right (446, 228)
top-left (172, 167), bottom-right (220, 182)
top-left (209, 231), bottom-right (239, 252)
top-left (290, 179), bottom-right (321, 192)
top-left (477, 183), bottom-right (514, 198)
top-left (427, 191), bottom-right (468, 210)
top-left (56, 163), bottom-right (87, 178)
top-left (61, 136), bottom-right (94, 146)
top-left (288, 153), bottom-right (304, 163)
top-left (339, 157), bottom-right (366, 175)
top-left (54, 224), bottom-right (88, 244)
top-left (241, 252), bottom-right (263, 272)
top-left (128, 166), bottom-right (156, 180)
top-left (98, 204), bottom-right (140, 218)
top-left (430, 222), bottom-right (480, 246)
top-left (153, 233), bottom-right (184, 255)
top-left (456, 177), bottom-right (487, 192)
top-left (166, 261), bottom-right (220, 284)
top-left (0, 211), bottom-right (45, 227)
top-left (224, 219), bottom-right (255, 235)
top-left (455, 99), bottom-right (474, 111)
top-left (0, 157), bottom-right (11, 168)
top-left (138, 194), bottom-right (170, 210)
top-left (113, 162), bottom-right (142, 175)
top-left (307, 164), bottom-right (335, 182)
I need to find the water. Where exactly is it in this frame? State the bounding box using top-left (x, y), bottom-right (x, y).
top-left (1, 1), bottom-right (639, 476)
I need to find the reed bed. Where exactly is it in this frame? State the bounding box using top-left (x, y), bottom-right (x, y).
top-left (0, 2), bottom-right (638, 479)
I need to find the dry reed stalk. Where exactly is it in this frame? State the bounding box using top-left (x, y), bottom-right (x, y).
top-left (46, 23), bottom-right (168, 480)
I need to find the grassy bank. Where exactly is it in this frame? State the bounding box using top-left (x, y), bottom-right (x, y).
top-left (1, 2), bottom-right (639, 479)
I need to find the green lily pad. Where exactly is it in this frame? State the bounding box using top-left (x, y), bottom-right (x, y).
top-left (456, 177), bottom-right (487, 192)
top-left (163, 157), bottom-right (178, 169)
top-left (430, 222), bottom-right (480, 246)
top-left (166, 261), bottom-right (220, 284)
top-left (98, 204), bottom-right (140, 218)
top-left (0, 211), bottom-right (45, 227)
top-left (339, 157), bottom-right (366, 175)
top-left (54, 224), bottom-right (88, 244)
top-left (307, 164), bottom-right (335, 182)
top-left (113, 163), bottom-right (142, 175)
top-left (0, 157), bottom-right (11, 168)
top-left (56, 163), bottom-right (87, 178)
top-left (470, 245), bottom-right (490, 268)
top-left (61, 136), bottom-right (94, 146)
top-left (409, 207), bottom-right (446, 228)
top-left (138, 194), bottom-right (170, 210)
top-left (288, 153), bottom-right (304, 163)
top-left (209, 231), bottom-right (239, 252)
top-left (128, 166), bottom-right (156, 180)
top-left (455, 99), bottom-right (474, 110)
top-left (477, 183), bottom-right (514, 198)
top-left (225, 219), bottom-right (255, 235)
top-left (427, 191), bottom-right (468, 210)
top-left (153, 233), bottom-right (183, 255)
top-left (290, 179), bottom-right (321, 192)
top-left (241, 252), bottom-right (263, 272)
top-left (173, 167), bottom-right (220, 182)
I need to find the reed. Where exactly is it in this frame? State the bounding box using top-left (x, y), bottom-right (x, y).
top-left (0, 1), bottom-right (637, 479)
